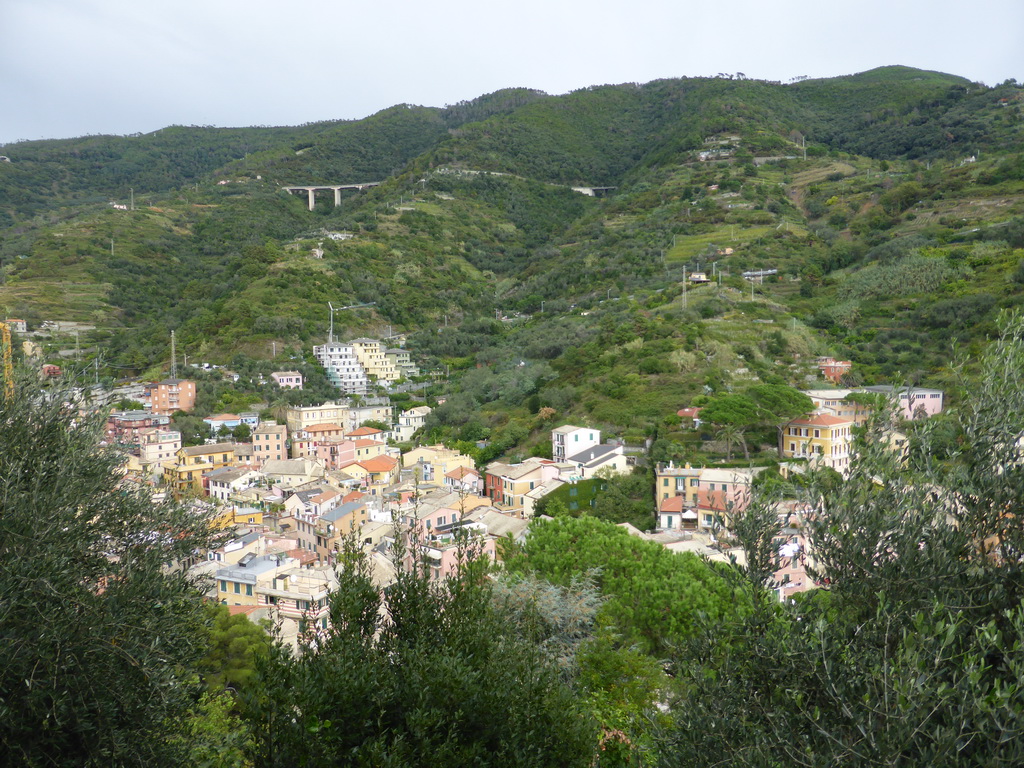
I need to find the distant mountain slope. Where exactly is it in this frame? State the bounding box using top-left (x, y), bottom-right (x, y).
top-left (790, 66), bottom-right (1020, 158)
top-left (1, 65), bottom-right (1023, 400)
top-left (0, 126), bottom-right (299, 222)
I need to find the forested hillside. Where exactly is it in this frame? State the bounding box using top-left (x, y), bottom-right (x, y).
top-left (6, 64), bottom-right (1024, 767)
top-left (1, 66), bottom-right (1023, 454)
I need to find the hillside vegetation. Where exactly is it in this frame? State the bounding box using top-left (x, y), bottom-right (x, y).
top-left (2, 66), bottom-right (1023, 455)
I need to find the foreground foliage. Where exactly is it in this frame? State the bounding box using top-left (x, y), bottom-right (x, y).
top-left (242, 551), bottom-right (597, 766)
top-left (661, 313), bottom-right (1024, 767)
top-left (0, 380), bottom-right (217, 766)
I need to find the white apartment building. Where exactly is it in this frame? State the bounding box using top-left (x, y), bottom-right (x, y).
top-left (138, 428), bottom-right (182, 465)
top-left (551, 425), bottom-right (601, 462)
top-left (314, 342), bottom-right (370, 394)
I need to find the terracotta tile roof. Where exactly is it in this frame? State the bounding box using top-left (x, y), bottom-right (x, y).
top-left (305, 423), bottom-right (344, 433)
top-left (286, 548), bottom-right (318, 566)
top-left (355, 438), bottom-right (384, 447)
top-left (446, 466), bottom-right (480, 479)
top-left (660, 495), bottom-right (686, 513)
top-left (346, 426), bottom-right (383, 437)
top-left (696, 488), bottom-right (733, 512)
top-left (357, 455), bottom-right (398, 473)
top-left (311, 489), bottom-right (341, 504)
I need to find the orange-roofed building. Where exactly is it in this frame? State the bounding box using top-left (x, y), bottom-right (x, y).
top-left (305, 423), bottom-right (345, 437)
top-left (346, 426), bottom-right (384, 439)
top-left (354, 438), bottom-right (387, 460)
top-left (676, 407), bottom-right (703, 427)
top-left (658, 494), bottom-right (699, 532)
top-left (780, 413), bottom-right (854, 475)
top-left (338, 455), bottom-right (400, 495)
top-left (818, 357), bottom-right (852, 384)
top-left (445, 466), bottom-right (483, 494)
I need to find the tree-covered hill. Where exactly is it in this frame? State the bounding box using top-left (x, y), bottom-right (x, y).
top-left (1, 65), bottom-right (1023, 453)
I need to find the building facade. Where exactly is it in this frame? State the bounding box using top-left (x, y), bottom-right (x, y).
top-left (147, 378), bottom-right (196, 415)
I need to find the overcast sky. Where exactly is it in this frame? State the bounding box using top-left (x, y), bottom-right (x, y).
top-left (2, 0), bottom-right (1022, 145)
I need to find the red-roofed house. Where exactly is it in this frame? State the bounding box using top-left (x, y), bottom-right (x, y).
top-left (658, 494), bottom-right (698, 531)
top-left (445, 466), bottom-right (483, 494)
top-left (346, 426), bottom-right (384, 439)
top-left (676, 407), bottom-right (703, 427)
top-left (337, 455), bottom-right (400, 495)
top-left (818, 357), bottom-right (852, 384)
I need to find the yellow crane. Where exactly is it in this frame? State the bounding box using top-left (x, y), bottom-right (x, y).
top-left (0, 322), bottom-right (13, 400)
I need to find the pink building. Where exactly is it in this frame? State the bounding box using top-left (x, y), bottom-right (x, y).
top-left (147, 378), bottom-right (196, 415)
top-left (271, 371), bottom-right (304, 389)
top-left (855, 385), bottom-right (944, 420)
top-left (773, 529), bottom-right (812, 601)
top-left (405, 507), bottom-right (496, 581)
top-left (312, 438), bottom-right (357, 470)
top-left (445, 466), bottom-right (483, 495)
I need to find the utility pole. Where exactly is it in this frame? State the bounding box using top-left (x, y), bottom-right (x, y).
top-left (170, 330), bottom-right (177, 378)
top-left (682, 267), bottom-right (688, 310)
top-left (110, 239), bottom-right (114, 256)
top-left (130, 187), bottom-right (134, 211)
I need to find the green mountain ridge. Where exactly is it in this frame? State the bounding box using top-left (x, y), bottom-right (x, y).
top-left (2, 65), bottom-right (1023, 451)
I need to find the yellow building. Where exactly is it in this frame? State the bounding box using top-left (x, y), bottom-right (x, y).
top-left (162, 443), bottom-right (236, 495)
top-left (354, 439), bottom-right (387, 460)
top-left (337, 455), bottom-right (400, 495)
top-left (211, 505), bottom-right (265, 530)
top-left (351, 338), bottom-right (400, 383)
top-left (484, 458), bottom-right (558, 511)
top-left (215, 555), bottom-right (339, 641)
top-left (285, 401), bottom-right (349, 434)
top-left (384, 347), bottom-right (419, 379)
top-left (655, 462), bottom-right (703, 504)
top-left (314, 500), bottom-right (371, 562)
top-left (403, 444), bottom-right (475, 485)
top-left (779, 414), bottom-right (854, 475)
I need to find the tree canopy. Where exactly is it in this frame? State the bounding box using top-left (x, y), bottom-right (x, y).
top-left (660, 313), bottom-right (1024, 766)
top-left (0, 378), bottom-right (218, 766)
top-left (509, 515), bottom-right (742, 653)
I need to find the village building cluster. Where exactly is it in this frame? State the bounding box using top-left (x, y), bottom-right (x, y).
top-left (97, 339), bottom-right (947, 647)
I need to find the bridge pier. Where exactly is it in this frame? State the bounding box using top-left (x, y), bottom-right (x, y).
top-left (282, 182), bottom-right (381, 211)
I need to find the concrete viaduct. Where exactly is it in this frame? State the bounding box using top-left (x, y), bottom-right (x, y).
top-left (282, 182), bottom-right (381, 210)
